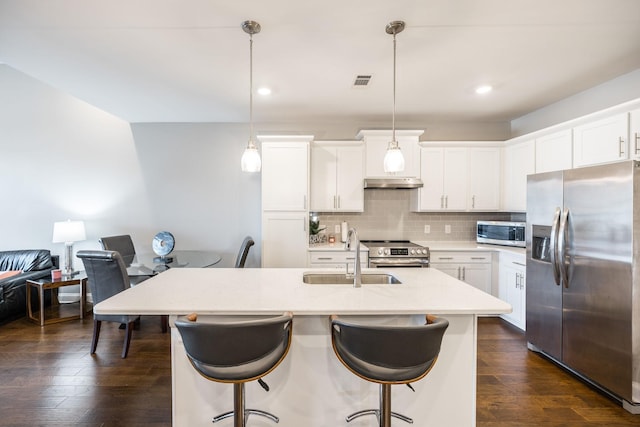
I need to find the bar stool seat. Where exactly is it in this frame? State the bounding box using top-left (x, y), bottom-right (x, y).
top-left (330, 314), bottom-right (449, 427)
top-left (175, 312), bottom-right (293, 427)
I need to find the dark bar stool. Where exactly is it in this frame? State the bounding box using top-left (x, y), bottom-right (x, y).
top-left (175, 312), bottom-right (293, 427)
top-left (330, 314), bottom-right (449, 427)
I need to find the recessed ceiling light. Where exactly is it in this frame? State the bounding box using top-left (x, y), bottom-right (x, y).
top-left (475, 85), bottom-right (493, 95)
top-left (257, 87), bottom-right (271, 96)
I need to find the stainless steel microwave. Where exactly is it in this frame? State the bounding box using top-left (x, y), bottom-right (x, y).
top-left (476, 221), bottom-right (526, 247)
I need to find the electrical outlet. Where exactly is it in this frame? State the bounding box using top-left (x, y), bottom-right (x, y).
top-left (445, 224), bottom-right (451, 234)
top-left (424, 225), bottom-right (431, 234)
top-left (334, 224), bottom-right (341, 234)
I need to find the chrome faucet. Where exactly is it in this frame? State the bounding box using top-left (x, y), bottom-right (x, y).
top-left (345, 227), bottom-right (361, 288)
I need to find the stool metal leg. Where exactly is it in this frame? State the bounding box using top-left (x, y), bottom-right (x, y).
top-left (212, 382), bottom-right (280, 426)
top-left (345, 384), bottom-right (413, 426)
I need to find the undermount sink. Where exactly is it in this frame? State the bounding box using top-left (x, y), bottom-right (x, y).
top-left (302, 272), bottom-right (401, 285)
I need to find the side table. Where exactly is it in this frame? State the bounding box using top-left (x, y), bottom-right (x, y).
top-left (26, 274), bottom-right (89, 326)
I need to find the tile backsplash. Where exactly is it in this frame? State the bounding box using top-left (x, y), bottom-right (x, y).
top-left (314, 189), bottom-right (525, 242)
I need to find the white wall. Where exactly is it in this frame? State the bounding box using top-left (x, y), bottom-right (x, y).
top-left (511, 68), bottom-right (640, 137)
top-left (0, 66), bottom-right (261, 268)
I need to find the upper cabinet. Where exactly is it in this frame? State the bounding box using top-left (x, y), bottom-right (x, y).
top-left (502, 139), bottom-right (535, 212)
top-left (411, 143), bottom-right (501, 212)
top-left (357, 130), bottom-right (423, 178)
top-left (630, 108), bottom-right (640, 160)
top-left (260, 136), bottom-right (312, 211)
top-left (573, 112), bottom-right (629, 168)
top-left (310, 141), bottom-right (364, 212)
top-left (467, 147), bottom-right (501, 211)
top-left (535, 129), bottom-right (573, 173)
top-left (413, 147), bottom-right (468, 211)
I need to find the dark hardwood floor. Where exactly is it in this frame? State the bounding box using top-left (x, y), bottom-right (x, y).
top-left (0, 315), bottom-right (637, 426)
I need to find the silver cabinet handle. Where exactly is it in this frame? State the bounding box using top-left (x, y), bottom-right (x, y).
top-left (333, 195), bottom-right (337, 209)
top-left (440, 195), bottom-right (444, 209)
top-left (472, 195), bottom-right (475, 209)
top-left (338, 195), bottom-right (341, 209)
top-left (317, 257), bottom-right (333, 260)
top-left (445, 195), bottom-right (448, 209)
top-left (471, 257), bottom-right (486, 260)
top-left (461, 266), bottom-right (466, 281)
top-left (513, 261), bottom-right (526, 266)
top-left (619, 137), bottom-right (626, 157)
top-left (438, 257), bottom-right (454, 260)
top-left (457, 266), bottom-right (461, 279)
top-left (635, 133), bottom-right (640, 156)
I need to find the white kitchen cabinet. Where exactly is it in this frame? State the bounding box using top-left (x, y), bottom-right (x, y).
top-left (535, 129), bottom-right (573, 173)
top-left (308, 249), bottom-right (369, 269)
top-left (261, 140), bottom-right (310, 211)
top-left (411, 147), bottom-right (467, 211)
top-left (262, 213), bottom-right (308, 268)
top-left (573, 112), bottom-right (629, 168)
top-left (357, 130), bottom-right (423, 179)
top-left (310, 142), bottom-right (364, 212)
top-left (498, 251), bottom-right (526, 330)
top-left (430, 251), bottom-right (492, 294)
top-left (502, 139), bottom-right (535, 212)
top-left (467, 147), bottom-right (501, 210)
top-left (260, 135), bottom-right (313, 268)
top-left (630, 108), bottom-right (640, 160)
top-left (412, 144), bottom-right (500, 212)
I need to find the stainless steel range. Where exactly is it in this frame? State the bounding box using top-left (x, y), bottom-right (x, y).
top-left (361, 240), bottom-right (430, 268)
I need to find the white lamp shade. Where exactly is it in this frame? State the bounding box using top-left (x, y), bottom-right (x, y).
top-left (241, 146), bottom-right (262, 172)
top-left (383, 146), bottom-right (405, 173)
top-left (52, 220), bottom-right (86, 243)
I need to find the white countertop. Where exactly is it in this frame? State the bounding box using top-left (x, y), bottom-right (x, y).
top-left (414, 241), bottom-right (526, 256)
top-left (94, 267), bottom-right (511, 316)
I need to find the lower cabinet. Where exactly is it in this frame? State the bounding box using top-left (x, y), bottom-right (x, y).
top-left (430, 251), bottom-right (492, 294)
top-left (498, 251), bottom-right (526, 330)
top-left (308, 249), bottom-right (369, 269)
top-left (262, 213), bottom-right (308, 268)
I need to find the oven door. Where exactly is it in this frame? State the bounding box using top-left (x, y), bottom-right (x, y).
top-left (369, 258), bottom-right (430, 268)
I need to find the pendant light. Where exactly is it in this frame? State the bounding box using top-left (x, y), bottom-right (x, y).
top-left (240, 20), bottom-right (262, 172)
top-left (383, 20), bottom-right (405, 174)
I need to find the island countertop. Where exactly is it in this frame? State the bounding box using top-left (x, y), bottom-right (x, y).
top-left (94, 267), bottom-right (511, 316)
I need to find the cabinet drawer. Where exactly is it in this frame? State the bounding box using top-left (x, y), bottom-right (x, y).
top-left (309, 251), bottom-right (369, 265)
top-left (430, 251), bottom-right (492, 264)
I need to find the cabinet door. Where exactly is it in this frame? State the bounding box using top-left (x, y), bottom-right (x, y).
top-left (417, 147), bottom-right (445, 210)
top-left (262, 143), bottom-right (309, 211)
top-left (630, 108), bottom-right (640, 160)
top-left (535, 130), bottom-right (572, 173)
top-left (262, 213), bottom-right (308, 267)
top-left (461, 264), bottom-right (492, 294)
top-left (468, 147), bottom-right (500, 211)
top-left (573, 113), bottom-right (629, 167)
top-left (430, 263), bottom-right (461, 280)
top-left (442, 148), bottom-right (468, 210)
top-left (499, 256), bottom-right (526, 330)
top-left (310, 146), bottom-right (337, 211)
top-left (335, 145), bottom-right (364, 212)
top-left (502, 139), bottom-right (535, 212)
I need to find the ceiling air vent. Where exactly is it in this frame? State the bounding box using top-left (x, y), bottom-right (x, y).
top-left (353, 75), bottom-right (372, 87)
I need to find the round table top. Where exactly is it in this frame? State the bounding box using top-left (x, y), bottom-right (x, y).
top-left (126, 250), bottom-right (222, 276)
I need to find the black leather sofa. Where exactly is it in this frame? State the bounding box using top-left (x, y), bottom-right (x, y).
top-left (0, 249), bottom-right (58, 324)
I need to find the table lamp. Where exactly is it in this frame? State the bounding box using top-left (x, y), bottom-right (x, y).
top-left (52, 220), bottom-right (86, 276)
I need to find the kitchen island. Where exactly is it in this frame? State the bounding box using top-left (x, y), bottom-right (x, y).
top-left (95, 267), bottom-right (511, 426)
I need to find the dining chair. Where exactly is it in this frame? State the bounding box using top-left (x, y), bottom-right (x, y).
top-left (77, 250), bottom-right (140, 358)
top-left (235, 236), bottom-right (255, 268)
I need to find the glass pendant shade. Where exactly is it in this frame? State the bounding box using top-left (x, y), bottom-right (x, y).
top-left (241, 142), bottom-right (262, 172)
top-left (383, 144), bottom-right (405, 173)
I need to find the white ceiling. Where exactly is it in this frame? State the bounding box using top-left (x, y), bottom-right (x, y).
top-left (1, 0), bottom-right (639, 124)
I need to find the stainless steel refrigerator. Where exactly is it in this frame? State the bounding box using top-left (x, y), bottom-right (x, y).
top-left (526, 160), bottom-right (640, 413)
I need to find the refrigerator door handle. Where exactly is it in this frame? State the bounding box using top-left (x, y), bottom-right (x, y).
top-left (557, 208), bottom-right (570, 288)
top-left (549, 207), bottom-right (562, 286)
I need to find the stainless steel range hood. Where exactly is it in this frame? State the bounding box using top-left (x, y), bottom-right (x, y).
top-left (364, 177), bottom-right (423, 189)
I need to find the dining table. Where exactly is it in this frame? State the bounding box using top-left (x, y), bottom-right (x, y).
top-left (125, 250), bottom-right (222, 277)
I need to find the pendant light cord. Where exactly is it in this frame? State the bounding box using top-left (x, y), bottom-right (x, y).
top-left (249, 33), bottom-right (254, 147)
top-left (392, 31), bottom-right (397, 146)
